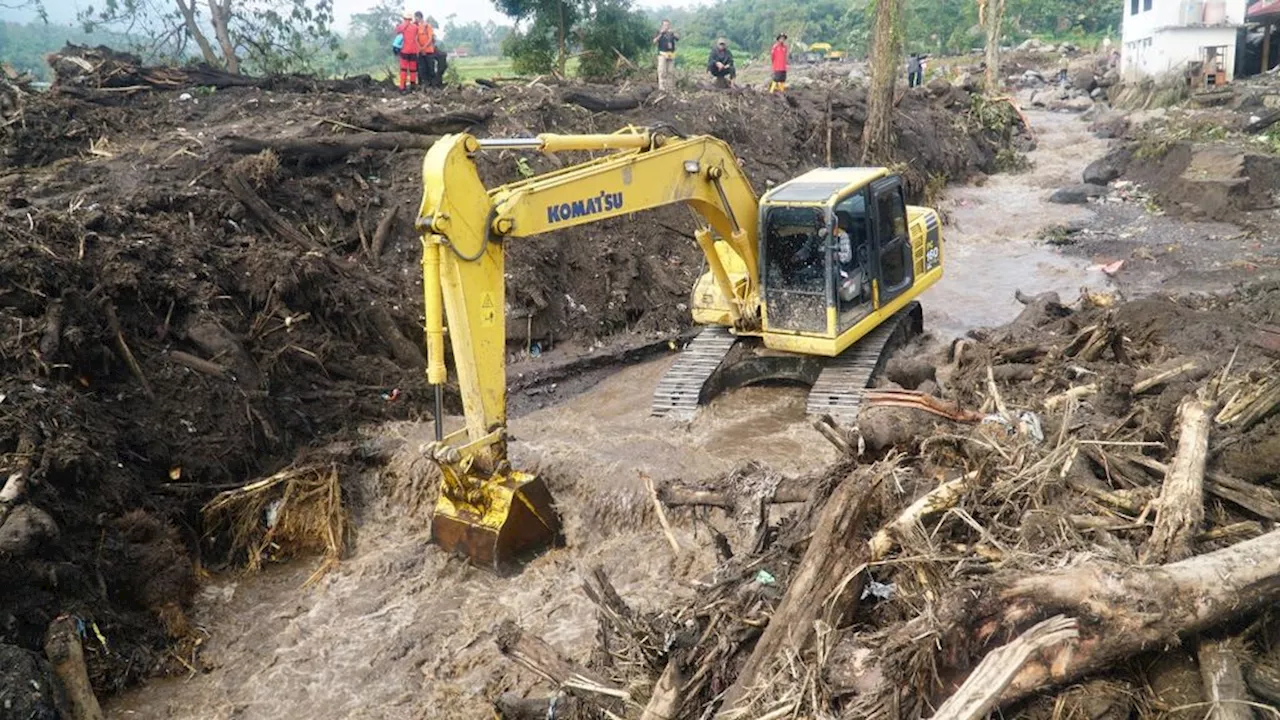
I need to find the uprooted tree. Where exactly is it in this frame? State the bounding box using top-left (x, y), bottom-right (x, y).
top-left (76, 0), bottom-right (340, 74)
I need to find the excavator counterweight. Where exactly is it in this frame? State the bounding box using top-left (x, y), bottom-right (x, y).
top-left (415, 127), bottom-right (943, 567)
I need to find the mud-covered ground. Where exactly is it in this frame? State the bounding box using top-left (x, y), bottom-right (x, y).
top-left (101, 101), bottom-right (1280, 719)
top-left (0, 54), bottom-right (1029, 700)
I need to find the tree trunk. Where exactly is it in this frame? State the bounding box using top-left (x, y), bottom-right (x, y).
top-left (862, 0), bottom-right (905, 162)
top-left (981, 0), bottom-right (1006, 93)
top-left (1139, 395), bottom-right (1212, 565)
top-left (172, 0), bottom-right (221, 68)
top-left (208, 0), bottom-right (239, 74)
top-left (716, 467), bottom-right (882, 715)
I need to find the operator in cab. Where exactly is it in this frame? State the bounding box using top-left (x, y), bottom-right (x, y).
top-left (707, 39), bottom-right (736, 88)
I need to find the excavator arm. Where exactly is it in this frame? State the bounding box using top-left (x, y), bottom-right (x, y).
top-left (415, 127), bottom-right (762, 567)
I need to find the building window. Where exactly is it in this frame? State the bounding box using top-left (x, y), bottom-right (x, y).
top-left (1131, 0), bottom-right (1139, 14)
top-left (1143, 0), bottom-right (1152, 10)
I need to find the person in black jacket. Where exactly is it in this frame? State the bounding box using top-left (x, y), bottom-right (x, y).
top-left (707, 39), bottom-right (735, 88)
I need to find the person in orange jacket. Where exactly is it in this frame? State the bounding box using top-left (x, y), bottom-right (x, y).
top-left (415, 12), bottom-right (439, 88)
top-left (394, 11), bottom-right (421, 91)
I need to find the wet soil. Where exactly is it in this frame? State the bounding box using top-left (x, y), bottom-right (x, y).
top-left (96, 103), bottom-right (1241, 720)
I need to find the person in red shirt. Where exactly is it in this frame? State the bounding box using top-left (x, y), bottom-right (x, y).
top-left (394, 12), bottom-right (421, 91)
top-left (769, 34), bottom-right (788, 93)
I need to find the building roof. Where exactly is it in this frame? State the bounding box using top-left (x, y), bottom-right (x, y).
top-left (1249, 0), bottom-right (1280, 20)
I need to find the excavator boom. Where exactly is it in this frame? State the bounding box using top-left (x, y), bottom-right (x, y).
top-left (416, 127), bottom-right (765, 567)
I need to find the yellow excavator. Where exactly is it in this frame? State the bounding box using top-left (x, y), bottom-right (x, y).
top-left (415, 126), bottom-right (943, 567)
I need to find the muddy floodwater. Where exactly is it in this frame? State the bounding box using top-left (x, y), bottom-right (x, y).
top-left (106, 109), bottom-right (1116, 720)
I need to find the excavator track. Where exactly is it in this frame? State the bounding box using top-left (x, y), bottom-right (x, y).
top-left (650, 326), bottom-right (738, 419)
top-left (805, 302), bottom-right (922, 422)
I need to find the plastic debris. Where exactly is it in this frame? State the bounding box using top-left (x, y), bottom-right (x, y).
top-left (754, 569), bottom-right (777, 586)
top-left (861, 579), bottom-right (896, 600)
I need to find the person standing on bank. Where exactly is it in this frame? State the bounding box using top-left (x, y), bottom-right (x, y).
top-left (769, 34), bottom-right (788, 93)
top-left (707, 38), bottom-right (736, 88)
top-left (416, 13), bottom-right (438, 88)
top-left (394, 11), bottom-right (421, 91)
top-left (906, 54), bottom-right (923, 88)
top-left (654, 19), bottom-right (679, 92)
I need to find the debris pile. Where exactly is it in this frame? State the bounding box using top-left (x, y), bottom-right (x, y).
top-left (488, 286), bottom-right (1280, 719)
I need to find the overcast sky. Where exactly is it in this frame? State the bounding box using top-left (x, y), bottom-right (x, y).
top-left (13, 0), bottom-right (709, 31)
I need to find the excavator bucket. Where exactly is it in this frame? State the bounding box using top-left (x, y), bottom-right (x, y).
top-left (430, 469), bottom-right (562, 570)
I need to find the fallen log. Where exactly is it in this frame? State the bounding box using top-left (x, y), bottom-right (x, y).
top-left (561, 89), bottom-right (646, 112)
top-left (225, 132), bottom-right (437, 165)
top-left (989, 528), bottom-right (1280, 705)
top-left (492, 692), bottom-right (582, 719)
top-left (930, 616), bottom-right (1079, 720)
top-left (716, 465), bottom-right (883, 716)
top-left (640, 658), bottom-right (684, 720)
top-left (1133, 358), bottom-right (1208, 395)
top-left (44, 616), bottom-right (104, 720)
top-left (1140, 394), bottom-right (1212, 564)
top-left (363, 108), bottom-right (492, 135)
top-left (658, 479), bottom-right (812, 510)
top-left (870, 471), bottom-right (978, 561)
top-left (495, 620), bottom-right (626, 710)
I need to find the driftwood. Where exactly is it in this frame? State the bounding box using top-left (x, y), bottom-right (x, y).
top-left (639, 659), bottom-right (684, 720)
top-left (931, 616), bottom-right (1080, 720)
top-left (658, 480), bottom-right (812, 510)
top-left (494, 620), bottom-right (626, 712)
top-left (716, 468), bottom-right (882, 715)
top-left (44, 616), bottom-right (104, 720)
top-left (104, 302), bottom-right (154, 400)
top-left (367, 306), bottom-right (425, 372)
top-left (165, 350), bottom-right (229, 379)
top-left (1197, 634), bottom-right (1254, 720)
top-left (561, 88), bottom-right (653, 112)
top-left (38, 299), bottom-right (63, 360)
top-left (1133, 358), bottom-right (1208, 395)
top-left (870, 471), bottom-right (977, 561)
top-left (492, 693), bottom-right (583, 719)
top-left (225, 132), bottom-right (438, 165)
top-left (369, 205), bottom-right (398, 265)
top-left (968, 528), bottom-right (1280, 706)
top-left (363, 109), bottom-right (492, 135)
top-left (224, 172), bottom-right (325, 252)
top-left (1140, 395), bottom-right (1212, 564)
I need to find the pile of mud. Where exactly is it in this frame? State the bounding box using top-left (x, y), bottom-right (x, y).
top-left (0, 50), bottom-right (1026, 697)
top-left (481, 285), bottom-right (1280, 719)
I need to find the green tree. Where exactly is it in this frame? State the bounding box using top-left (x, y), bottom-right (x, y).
top-left (496, 0), bottom-right (579, 75)
top-left (76, 0), bottom-right (339, 74)
top-left (576, 0), bottom-right (649, 80)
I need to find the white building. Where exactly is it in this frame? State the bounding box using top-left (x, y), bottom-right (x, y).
top-left (1121, 0), bottom-right (1248, 82)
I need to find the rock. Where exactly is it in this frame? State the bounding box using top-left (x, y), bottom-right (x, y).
top-left (1089, 110), bottom-right (1130, 138)
top-left (1049, 184), bottom-right (1106, 204)
top-left (926, 77), bottom-right (951, 96)
top-left (954, 73), bottom-right (981, 92)
top-left (0, 644), bottom-right (61, 720)
top-left (1083, 153), bottom-right (1126, 185)
top-left (1098, 68), bottom-right (1120, 88)
top-left (0, 504), bottom-right (58, 556)
top-left (1018, 38), bottom-right (1043, 51)
top-left (1071, 69), bottom-right (1098, 92)
top-left (791, 76), bottom-right (815, 89)
top-left (1090, 87), bottom-right (1105, 99)
top-left (1039, 44), bottom-right (1059, 53)
top-left (1047, 96), bottom-right (1094, 112)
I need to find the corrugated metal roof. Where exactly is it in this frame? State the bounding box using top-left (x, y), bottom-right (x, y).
top-left (1248, 0), bottom-right (1280, 20)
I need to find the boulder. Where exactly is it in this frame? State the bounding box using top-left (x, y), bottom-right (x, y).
top-left (1098, 68), bottom-right (1120, 88)
top-left (1048, 95), bottom-right (1094, 112)
top-left (1090, 87), bottom-right (1105, 99)
top-left (0, 504), bottom-right (58, 556)
top-left (1083, 157), bottom-right (1123, 185)
top-left (1018, 37), bottom-right (1043, 51)
top-left (1089, 110), bottom-right (1130, 139)
top-left (1071, 69), bottom-right (1098, 92)
top-left (1049, 184), bottom-right (1106, 204)
top-left (926, 77), bottom-right (952, 96)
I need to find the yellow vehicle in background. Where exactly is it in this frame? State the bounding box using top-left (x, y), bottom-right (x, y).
top-left (414, 126), bottom-right (943, 567)
top-left (806, 42), bottom-right (846, 62)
